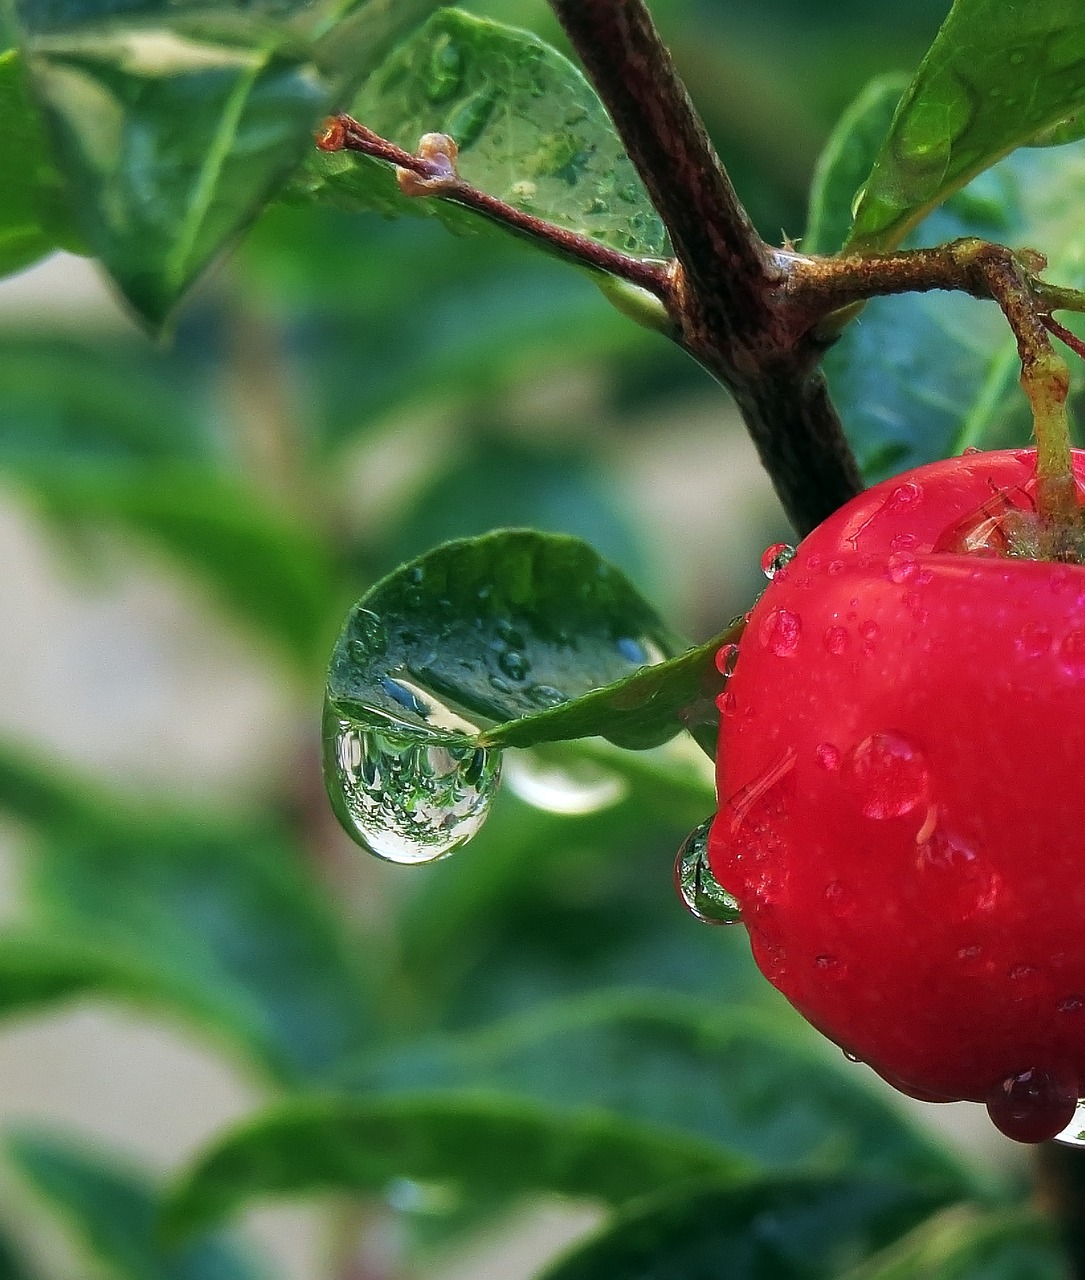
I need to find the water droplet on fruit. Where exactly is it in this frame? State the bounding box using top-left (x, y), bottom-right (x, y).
top-left (715, 642), bottom-right (739, 675)
top-left (827, 559), bottom-right (845, 576)
top-left (986, 1066), bottom-right (1079, 1144)
top-left (887, 481), bottom-right (923, 512)
top-left (1017, 622), bottom-right (1053, 659)
top-left (842, 1049), bottom-right (862, 1063)
top-left (1059, 629), bottom-right (1085, 678)
top-left (716, 690), bottom-right (736, 714)
top-left (324, 702), bottom-right (501, 864)
top-left (815, 743), bottom-right (841, 771)
top-left (503, 749), bottom-right (628, 815)
top-left (758, 608), bottom-right (801, 656)
top-left (815, 954), bottom-right (846, 979)
top-left (1061, 997), bottom-right (1084, 1014)
top-left (1009, 964), bottom-right (1038, 982)
top-left (841, 733), bottom-right (930, 820)
top-left (824, 625), bottom-right (848, 656)
top-left (887, 552), bottom-right (919, 584)
top-left (674, 818), bottom-right (743, 925)
top-left (760, 543), bottom-right (795, 579)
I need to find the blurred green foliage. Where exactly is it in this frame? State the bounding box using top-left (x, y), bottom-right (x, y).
top-left (0, 0), bottom-right (1079, 1277)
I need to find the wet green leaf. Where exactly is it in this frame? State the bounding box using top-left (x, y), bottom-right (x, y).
top-left (847, 0), bottom-right (1085, 252)
top-left (331, 993), bottom-right (975, 1193)
top-left (814, 80), bottom-right (1085, 480)
top-left (326, 531), bottom-right (724, 768)
top-left (165, 1093), bottom-right (751, 1239)
top-left (9, 1128), bottom-right (268, 1280)
top-left (537, 1177), bottom-right (953, 1280)
top-left (0, 48), bottom-right (77, 277)
top-left (805, 75), bottom-right (907, 255)
top-left (840, 1205), bottom-right (1067, 1280)
top-left (17, 9), bottom-right (333, 326)
top-left (297, 7), bottom-right (668, 258)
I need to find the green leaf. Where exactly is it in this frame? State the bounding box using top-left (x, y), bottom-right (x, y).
top-left (817, 96), bottom-right (1085, 480)
top-left (805, 74), bottom-right (907, 255)
top-left (9, 1128), bottom-right (268, 1280)
top-left (29, 817), bottom-right (378, 1084)
top-left (0, 746), bottom-right (377, 1083)
top-left (840, 1205), bottom-right (1067, 1280)
top-left (327, 530), bottom-right (724, 762)
top-left (298, 7), bottom-right (668, 259)
top-left (0, 48), bottom-right (77, 277)
top-left (165, 1093), bottom-right (751, 1240)
top-left (537, 1177), bottom-right (954, 1280)
top-left (331, 993), bottom-right (974, 1193)
top-left (846, 0), bottom-right (1085, 252)
top-left (17, 10), bottom-right (333, 325)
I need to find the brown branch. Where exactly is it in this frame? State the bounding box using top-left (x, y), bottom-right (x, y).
top-left (318, 116), bottom-right (675, 301)
top-left (546, 0), bottom-right (865, 536)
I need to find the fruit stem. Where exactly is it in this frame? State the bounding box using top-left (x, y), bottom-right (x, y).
top-left (968, 244), bottom-right (1081, 552)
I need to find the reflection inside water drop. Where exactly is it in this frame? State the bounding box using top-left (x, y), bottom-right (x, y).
top-left (1055, 1100), bottom-right (1085, 1147)
top-left (674, 817), bottom-right (742, 925)
top-left (503, 747), bottom-right (628, 815)
top-left (324, 703), bottom-right (501, 864)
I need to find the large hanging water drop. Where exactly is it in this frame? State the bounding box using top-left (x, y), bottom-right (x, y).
top-left (674, 817), bottom-right (743, 925)
top-left (985, 1066), bottom-right (1078, 1144)
top-left (324, 702), bottom-right (501, 865)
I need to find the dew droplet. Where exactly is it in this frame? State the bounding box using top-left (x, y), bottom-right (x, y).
top-left (841, 733), bottom-right (930, 819)
top-left (715, 642), bottom-right (739, 675)
top-left (887, 552), bottom-right (919, 584)
top-left (986, 1066), bottom-right (1079, 1144)
top-left (815, 743), bottom-right (841, 771)
top-left (526, 684), bottom-right (567, 708)
top-left (1054, 1100), bottom-right (1085, 1148)
top-left (760, 542), bottom-right (796, 579)
top-left (716, 690), bottom-right (736, 714)
top-left (758, 608), bottom-right (801, 656)
top-left (498, 649), bottom-right (531, 681)
top-left (1058, 629), bottom-right (1085, 678)
top-left (503, 749), bottom-right (628, 815)
top-left (890, 532), bottom-right (918, 552)
top-left (674, 818), bottom-right (742, 925)
top-left (824, 625), bottom-right (848, 656)
top-left (887, 481), bottom-right (923, 512)
top-left (843, 1049), bottom-right (862, 1064)
top-left (324, 703), bottom-right (501, 864)
top-left (815, 954), bottom-right (846, 978)
top-left (1061, 997), bottom-right (1084, 1014)
top-left (1017, 622), bottom-right (1053, 659)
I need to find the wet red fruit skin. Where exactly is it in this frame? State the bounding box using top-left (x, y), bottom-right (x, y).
top-left (708, 448), bottom-right (1085, 1139)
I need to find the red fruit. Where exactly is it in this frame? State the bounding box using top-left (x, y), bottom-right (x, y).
top-left (708, 448), bottom-right (1085, 1143)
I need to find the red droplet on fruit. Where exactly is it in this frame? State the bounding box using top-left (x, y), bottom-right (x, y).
top-left (758, 608), bottom-right (801, 656)
top-left (887, 552), bottom-right (919, 583)
top-left (760, 543), bottom-right (795, 579)
top-left (715, 642), bottom-right (739, 675)
top-left (823, 625), bottom-right (848, 656)
top-left (887, 481), bottom-right (923, 512)
top-left (815, 743), bottom-right (841, 771)
top-left (1016, 622), bottom-right (1053, 659)
top-left (985, 1066), bottom-right (1078, 1144)
top-left (1058, 629), bottom-right (1085, 678)
top-left (841, 733), bottom-right (930, 820)
top-left (716, 690), bottom-right (736, 714)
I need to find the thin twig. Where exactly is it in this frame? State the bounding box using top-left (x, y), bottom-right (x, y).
top-left (547, 0), bottom-right (865, 537)
top-left (1043, 314), bottom-right (1085, 364)
top-left (318, 116), bottom-right (675, 300)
